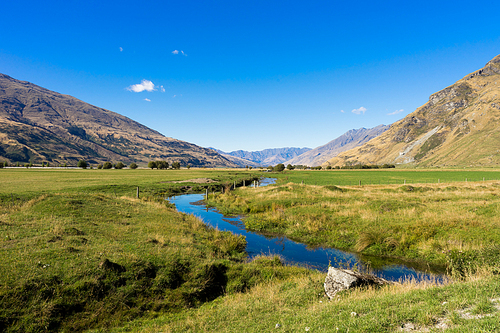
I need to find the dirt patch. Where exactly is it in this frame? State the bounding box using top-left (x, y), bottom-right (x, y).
top-left (168, 178), bottom-right (217, 184)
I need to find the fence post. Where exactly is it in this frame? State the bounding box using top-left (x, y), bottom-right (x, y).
top-left (359, 180), bottom-right (361, 186)
top-left (136, 187), bottom-right (139, 199)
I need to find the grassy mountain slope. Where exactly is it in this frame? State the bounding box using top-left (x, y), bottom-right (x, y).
top-left (0, 74), bottom-right (236, 167)
top-left (325, 54), bottom-right (500, 168)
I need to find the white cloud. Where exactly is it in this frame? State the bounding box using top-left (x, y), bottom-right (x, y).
top-left (172, 50), bottom-right (188, 56)
top-left (172, 95), bottom-right (176, 98)
top-left (340, 110), bottom-right (345, 113)
top-left (144, 98), bottom-right (151, 102)
top-left (126, 79), bottom-right (156, 92)
top-left (351, 106), bottom-right (367, 115)
top-left (119, 47), bottom-right (123, 52)
top-left (387, 109), bottom-right (404, 115)
top-left (160, 85), bottom-right (165, 93)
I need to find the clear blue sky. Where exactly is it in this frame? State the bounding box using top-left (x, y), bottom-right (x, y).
top-left (1, 0), bottom-right (499, 152)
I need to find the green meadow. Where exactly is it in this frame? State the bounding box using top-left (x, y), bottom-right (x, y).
top-left (1, 168), bottom-right (500, 332)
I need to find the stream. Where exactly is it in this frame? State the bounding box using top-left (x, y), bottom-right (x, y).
top-left (169, 178), bottom-right (444, 282)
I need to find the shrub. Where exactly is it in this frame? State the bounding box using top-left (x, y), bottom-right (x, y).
top-left (147, 161), bottom-right (157, 169)
top-left (129, 163), bottom-right (138, 169)
top-left (172, 162), bottom-right (181, 169)
top-left (274, 164), bottom-right (285, 172)
top-left (157, 161), bottom-right (169, 169)
top-left (114, 162), bottom-right (125, 169)
top-left (97, 164), bottom-right (103, 169)
top-left (102, 162), bottom-right (113, 169)
top-left (286, 164), bottom-right (294, 170)
top-left (77, 160), bottom-right (88, 169)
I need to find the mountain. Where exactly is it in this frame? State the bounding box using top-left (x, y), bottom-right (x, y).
top-left (0, 74), bottom-right (237, 167)
top-left (325, 54), bottom-right (500, 168)
top-left (213, 147), bottom-right (312, 166)
top-left (284, 125), bottom-right (389, 166)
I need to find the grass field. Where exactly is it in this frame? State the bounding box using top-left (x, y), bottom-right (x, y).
top-left (1, 168), bottom-right (500, 332)
top-left (208, 171), bottom-right (500, 270)
top-left (272, 168), bottom-right (500, 186)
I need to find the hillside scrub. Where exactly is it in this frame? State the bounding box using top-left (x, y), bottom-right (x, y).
top-left (206, 181), bottom-right (500, 268)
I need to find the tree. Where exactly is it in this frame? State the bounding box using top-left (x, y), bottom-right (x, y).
top-left (286, 164), bottom-right (294, 170)
top-left (103, 162), bottom-right (113, 169)
top-left (97, 164), bottom-right (103, 169)
top-left (157, 160), bottom-right (168, 169)
top-left (147, 161), bottom-right (157, 169)
top-left (114, 162), bottom-right (125, 169)
top-left (77, 160), bottom-right (88, 169)
top-left (172, 161), bottom-right (181, 169)
top-left (274, 163), bottom-right (285, 172)
top-left (129, 163), bottom-right (138, 169)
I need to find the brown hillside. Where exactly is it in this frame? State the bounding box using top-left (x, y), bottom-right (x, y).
top-left (0, 74), bottom-right (237, 167)
top-left (324, 54), bottom-right (500, 168)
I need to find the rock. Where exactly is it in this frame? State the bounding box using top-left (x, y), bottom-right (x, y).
top-left (324, 267), bottom-right (392, 299)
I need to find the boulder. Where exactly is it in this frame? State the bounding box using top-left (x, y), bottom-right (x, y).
top-left (324, 266), bottom-right (392, 299)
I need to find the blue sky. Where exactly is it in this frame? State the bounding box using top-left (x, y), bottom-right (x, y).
top-left (1, 0), bottom-right (499, 152)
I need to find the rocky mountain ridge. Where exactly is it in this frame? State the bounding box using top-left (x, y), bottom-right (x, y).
top-left (325, 54), bottom-right (500, 167)
top-left (212, 147), bottom-right (311, 166)
top-left (284, 125), bottom-right (389, 166)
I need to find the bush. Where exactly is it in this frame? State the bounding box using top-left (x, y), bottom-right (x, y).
top-left (172, 162), bottom-right (181, 169)
top-left (102, 162), bottom-right (113, 169)
top-left (157, 161), bottom-right (169, 169)
top-left (147, 161), bottom-right (157, 169)
top-left (77, 160), bottom-right (88, 169)
top-left (286, 164), bottom-right (294, 170)
top-left (97, 164), bottom-right (103, 169)
top-left (129, 163), bottom-right (138, 169)
top-left (274, 164), bottom-right (285, 172)
top-left (114, 162), bottom-right (125, 169)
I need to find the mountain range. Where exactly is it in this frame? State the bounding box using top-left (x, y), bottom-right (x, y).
top-left (212, 147), bottom-right (312, 167)
top-left (2, 54), bottom-right (500, 169)
top-left (325, 54), bottom-right (500, 168)
top-left (284, 125), bottom-right (389, 166)
top-left (0, 73), bottom-right (236, 167)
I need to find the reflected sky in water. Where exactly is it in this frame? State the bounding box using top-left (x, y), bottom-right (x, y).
top-left (169, 179), bottom-right (444, 282)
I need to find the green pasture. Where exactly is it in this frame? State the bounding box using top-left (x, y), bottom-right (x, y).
top-left (273, 168), bottom-right (500, 186)
top-left (1, 168), bottom-right (500, 332)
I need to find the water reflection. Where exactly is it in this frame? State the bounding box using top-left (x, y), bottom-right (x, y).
top-left (169, 180), bottom-right (444, 282)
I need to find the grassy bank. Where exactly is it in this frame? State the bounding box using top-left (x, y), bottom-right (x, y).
top-left (0, 169), bottom-right (311, 332)
top-left (97, 271), bottom-right (500, 332)
top-left (207, 179), bottom-right (500, 269)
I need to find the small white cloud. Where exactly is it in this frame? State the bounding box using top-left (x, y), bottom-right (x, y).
top-left (181, 50), bottom-right (187, 56)
top-left (172, 50), bottom-right (179, 54)
top-left (340, 110), bottom-right (345, 113)
top-left (387, 109), bottom-right (404, 115)
top-left (160, 85), bottom-right (165, 93)
top-left (126, 79), bottom-right (156, 92)
top-left (351, 106), bottom-right (367, 115)
top-left (172, 95), bottom-right (176, 98)
top-left (119, 47), bottom-right (123, 52)
top-left (144, 98), bottom-right (151, 102)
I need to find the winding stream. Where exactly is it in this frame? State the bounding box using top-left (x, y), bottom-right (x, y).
top-left (169, 178), bottom-right (444, 282)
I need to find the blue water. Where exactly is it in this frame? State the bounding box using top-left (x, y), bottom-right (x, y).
top-left (169, 179), bottom-right (444, 282)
